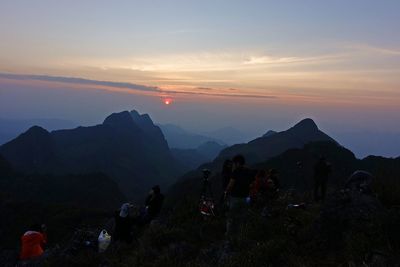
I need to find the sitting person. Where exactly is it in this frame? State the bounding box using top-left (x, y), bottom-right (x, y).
top-left (114, 203), bottom-right (134, 243)
top-left (19, 224), bottom-right (47, 262)
top-left (345, 170), bottom-right (373, 193)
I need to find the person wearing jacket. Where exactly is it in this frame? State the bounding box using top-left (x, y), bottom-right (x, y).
top-left (19, 224), bottom-right (47, 261)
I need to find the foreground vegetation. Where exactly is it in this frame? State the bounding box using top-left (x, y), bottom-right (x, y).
top-left (42, 183), bottom-right (400, 267)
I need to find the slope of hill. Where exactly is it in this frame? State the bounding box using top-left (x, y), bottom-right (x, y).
top-left (217, 118), bottom-right (335, 164)
top-left (0, 110), bottom-right (180, 199)
top-left (166, 118), bottom-right (339, 206)
top-left (167, 139), bottom-right (400, 210)
top-left (0, 155), bottom-right (125, 248)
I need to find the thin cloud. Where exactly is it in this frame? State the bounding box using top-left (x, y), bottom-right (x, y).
top-left (0, 73), bottom-right (161, 93)
top-left (163, 89), bottom-right (277, 99)
top-left (0, 73), bottom-right (277, 100)
top-left (345, 43), bottom-right (400, 56)
top-left (243, 54), bottom-right (343, 66)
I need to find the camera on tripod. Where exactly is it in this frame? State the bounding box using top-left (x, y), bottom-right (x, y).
top-left (199, 169), bottom-right (214, 217)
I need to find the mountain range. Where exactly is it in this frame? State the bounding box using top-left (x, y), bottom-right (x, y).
top-left (0, 110), bottom-right (180, 199)
top-left (1, 112), bottom-right (399, 264)
top-left (166, 118), bottom-right (399, 206)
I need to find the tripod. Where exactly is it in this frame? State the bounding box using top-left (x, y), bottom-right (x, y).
top-left (199, 169), bottom-right (215, 217)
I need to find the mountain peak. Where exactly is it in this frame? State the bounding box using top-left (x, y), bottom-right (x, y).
top-left (291, 118), bottom-right (318, 132)
top-left (103, 111), bottom-right (135, 127)
top-left (263, 130), bottom-right (277, 138)
top-left (130, 110), bottom-right (154, 125)
top-left (26, 125), bottom-right (50, 135)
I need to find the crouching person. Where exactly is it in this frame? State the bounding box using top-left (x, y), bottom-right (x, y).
top-left (18, 224), bottom-right (48, 266)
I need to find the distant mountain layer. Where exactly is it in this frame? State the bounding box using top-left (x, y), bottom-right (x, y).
top-left (159, 124), bottom-right (224, 149)
top-left (0, 118), bottom-right (77, 145)
top-left (0, 110), bottom-right (180, 199)
top-left (171, 141), bottom-right (227, 172)
top-left (205, 126), bottom-right (249, 145)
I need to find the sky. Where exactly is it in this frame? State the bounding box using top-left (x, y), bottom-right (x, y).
top-left (0, 0), bottom-right (400, 156)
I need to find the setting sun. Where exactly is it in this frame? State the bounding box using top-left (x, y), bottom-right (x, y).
top-left (164, 98), bottom-right (172, 105)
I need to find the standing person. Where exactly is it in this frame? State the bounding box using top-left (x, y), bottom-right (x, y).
top-left (114, 203), bottom-right (134, 243)
top-left (224, 154), bottom-right (255, 236)
top-left (313, 156), bottom-right (332, 201)
top-left (143, 185), bottom-right (164, 223)
top-left (221, 160), bottom-right (233, 191)
top-left (268, 169), bottom-right (280, 191)
top-left (220, 160), bottom-right (233, 204)
top-left (19, 223), bottom-right (47, 263)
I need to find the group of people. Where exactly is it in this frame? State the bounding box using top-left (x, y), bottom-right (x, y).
top-left (114, 185), bottom-right (164, 244)
top-left (220, 153), bottom-right (375, 237)
top-left (221, 155), bottom-right (280, 236)
top-left (17, 185), bottom-right (165, 264)
top-left (17, 154), bottom-right (374, 263)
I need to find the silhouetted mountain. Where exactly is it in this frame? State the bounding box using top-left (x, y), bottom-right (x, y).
top-left (0, 126), bottom-right (55, 173)
top-left (130, 110), bottom-right (166, 144)
top-left (217, 118), bottom-right (335, 164)
top-left (252, 141), bottom-right (357, 191)
top-left (167, 119), bottom-right (341, 204)
top-left (159, 123), bottom-right (224, 149)
top-left (167, 139), bottom-right (400, 208)
top-left (0, 111), bottom-right (180, 199)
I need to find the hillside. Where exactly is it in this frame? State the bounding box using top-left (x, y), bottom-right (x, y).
top-left (217, 118), bottom-right (335, 165)
top-left (0, 155), bottom-right (125, 248)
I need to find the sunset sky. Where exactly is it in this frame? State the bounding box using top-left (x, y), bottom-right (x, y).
top-left (1, 0), bottom-right (400, 156)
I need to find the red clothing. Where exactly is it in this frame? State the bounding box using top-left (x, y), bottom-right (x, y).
top-left (250, 177), bottom-right (274, 199)
top-left (20, 231), bottom-right (47, 260)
